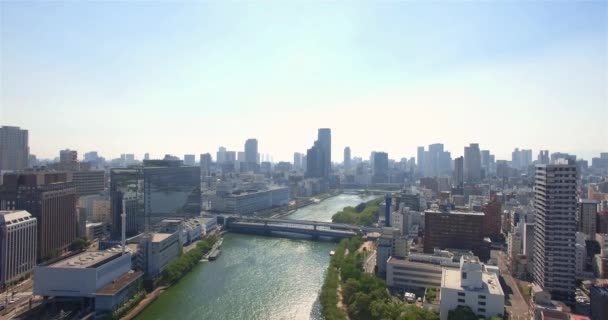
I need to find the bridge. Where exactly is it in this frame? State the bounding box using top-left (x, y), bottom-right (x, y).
top-left (223, 216), bottom-right (379, 239)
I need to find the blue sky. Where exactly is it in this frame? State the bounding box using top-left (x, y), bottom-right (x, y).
top-left (1, 1), bottom-right (606, 161)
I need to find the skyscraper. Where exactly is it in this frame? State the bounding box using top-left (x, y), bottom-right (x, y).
top-left (293, 152), bottom-right (303, 171)
top-left (200, 153), bottom-right (212, 176)
top-left (464, 143), bottom-right (481, 183)
top-left (373, 152), bottom-right (389, 183)
top-left (60, 149), bottom-right (78, 163)
top-left (344, 147), bottom-right (351, 171)
top-left (0, 210), bottom-right (37, 288)
top-left (305, 128), bottom-right (331, 178)
top-left (216, 147), bottom-right (227, 164)
top-left (0, 126), bottom-right (29, 171)
top-left (453, 156), bottom-right (464, 186)
top-left (184, 154), bottom-right (196, 166)
top-left (417, 146), bottom-right (425, 176)
top-left (533, 159), bottom-right (578, 302)
top-left (244, 139), bottom-right (259, 172)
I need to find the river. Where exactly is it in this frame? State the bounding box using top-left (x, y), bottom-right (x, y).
top-left (136, 193), bottom-right (377, 320)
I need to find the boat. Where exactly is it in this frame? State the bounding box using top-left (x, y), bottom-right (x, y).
top-left (329, 251), bottom-right (335, 256)
top-left (208, 249), bottom-right (221, 261)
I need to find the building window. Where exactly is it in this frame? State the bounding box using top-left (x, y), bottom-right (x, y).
top-left (458, 299), bottom-right (465, 303)
top-left (457, 292), bottom-right (465, 297)
top-left (478, 295), bottom-right (486, 299)
top-left (478, 308), bottom-right (486, 313)
top-left (478, 301), bottom-right (486, 306)
top-left (462, 272), bottom-right (467, 279)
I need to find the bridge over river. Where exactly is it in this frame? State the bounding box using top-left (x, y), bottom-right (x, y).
top-left (223, 216), bottom-right (381, 239)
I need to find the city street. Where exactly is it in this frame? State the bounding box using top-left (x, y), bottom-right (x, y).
top-left (364, 250), bottom-right (376, 273)
top-left (497, 252), bottom-right (530, 320)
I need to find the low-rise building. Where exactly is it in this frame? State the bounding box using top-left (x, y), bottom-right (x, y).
top-left (440, 255), bottom-right (505, 320)
top-left (34, 251), bottom-right (132, 297)
top-left (210, 186), bottom-right (290, 215)
top-left (143, 232), bottom-right (180, 280)
top-left (200, 216), bottom-right (218, 235)
top-left (95, 270), bottom-right (143, 313)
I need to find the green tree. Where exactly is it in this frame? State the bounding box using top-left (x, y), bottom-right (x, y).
top-left (447, 306), bottom-right (478, 320)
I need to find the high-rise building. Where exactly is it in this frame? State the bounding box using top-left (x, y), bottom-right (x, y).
top-left (373, 152), bottom-right (389, 183)
top-left (579, 199), bottom-right (598, 239)
top-left (144, 153), bottom-right (150, 161)
top-left (533, 160), bottom-right (578, 302)
top-left (537, 150), bottom-right (549, 165)
top-left (293, 152), bottom-right (304, 171)
top-left (453, 156), bottom-right (464, 186)
top-left (111, 161), bottom-right (201, 238)
top-left (417, 146), bottom-right (425, 176)
top-left (305, 128), bottom-right (331, 178)
top-left (184, 154), bottom-right (196, 166)
top-left (243, 139), bottom-right (259, 173)
top-left (200, 153), bottom-right (212, 176)
top-left (0, 210), bottom-right (37, 289)
top-left (481, 198), bottom-right (502, 239)
top-left (590, 284), bottom-right (608, 320)
top-left (0, 172), bottom-right (77, 261)
top-left (344, 147), bottom-right (351, 172)
top-left (60, 149), bottom-right (78, 163)
top-left (481, 150), bottom-right (491, 170)
top-left (464, 143), bottom-right (481, 183)
top-left (71, 170), bottom-right (105, 196)
top-left (0, 126), bottom-right (29, 171)
top-left (216, 147), bottom-right (227, 164)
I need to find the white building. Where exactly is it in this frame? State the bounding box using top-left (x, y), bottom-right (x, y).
top-left (0, 210), bottom-right (37, 288)
top-left (34, 251), bottom-right (132, 297)
top-left (144, 232), bottom-right (180, 280)
top-left (440, 256), bottom-right (505, 320)
top-left (200, 216), bottom-right (217, 235)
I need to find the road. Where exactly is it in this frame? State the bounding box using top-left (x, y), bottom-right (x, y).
top-left (497, 252), bottom-right (530, 320)
top-left (364, 250), bottom-right (376, 273)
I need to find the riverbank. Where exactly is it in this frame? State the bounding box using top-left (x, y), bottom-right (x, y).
top-left (259, 190), bottom-right (342, 218)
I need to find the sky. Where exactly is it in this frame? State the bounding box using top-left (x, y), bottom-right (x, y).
top-left (1, 1), bottom-right (607, 162)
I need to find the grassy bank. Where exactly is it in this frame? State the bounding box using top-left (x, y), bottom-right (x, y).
top-left (157, 235), bottom-right (219, 286)
top-left (321, 236), bottom-right (439, 320)
top-left (331, 198), bottom-right (383, 226)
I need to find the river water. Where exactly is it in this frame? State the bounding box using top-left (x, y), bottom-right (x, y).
top-left (136, 194), bottom-right (376, 320)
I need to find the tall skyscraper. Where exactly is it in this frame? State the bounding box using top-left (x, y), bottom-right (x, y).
top-left (481, 150), bottom-right (491, 170)
top-left (579, 199), bottom-right (598, 239)
top-left (200, 153), bottom-right (212, 176)
top-left (144, 153), bottom-right (150, 161)
top-left (0, 172), bottom-right (77, 261)
top-left (417, 146), bottom-right (425, 176)
top-left (344, 147), bottom-right (351, 171)
top-left (293, 152), bottom-right (304, 171)
top-left (216, 147), bottom-right (227, 164)
top-left (464, 143), bottom-right (481, 183)
top-left (0, 126), bottom-right (29, 171)
top-left (305, 128), bottom-right (331, 178)
top-left (373, 152), bottom-right (389, 183)
top-left (533, 159), bottom-right (578, 302)
top-left (453, 156), bottom-right (464, 186)
top-left (537, 150), bottom-right (549, 164)
top-left (244, 139), bottom-right (259, 172)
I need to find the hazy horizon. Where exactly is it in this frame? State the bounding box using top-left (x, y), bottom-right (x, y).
top-left (1, 1), bottom-right (607, 162)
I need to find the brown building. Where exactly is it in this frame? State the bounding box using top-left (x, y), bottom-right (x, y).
top-left (423, 210), bottom-right (489, 260)
top-left (0, 172), bottom-right (78, 261)
top-left (482, 197), bottom-right (502, 239)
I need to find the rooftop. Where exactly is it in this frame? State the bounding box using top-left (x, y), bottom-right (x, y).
top-left (49, 251), bottom-right (121, 269)
top-left (442, 268), bottom-right (504, 296)
top-left (0, 210), bottom-right (35, 225)
top-left (425, 210), bottom-right (485, 216)
top-left (151, 233), bottom-right (173, 242)
top-left (95, 271), bottom-right (143, 296)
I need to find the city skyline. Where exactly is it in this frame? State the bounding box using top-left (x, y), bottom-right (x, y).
top-left (1, 2), bottom-right (606, 161)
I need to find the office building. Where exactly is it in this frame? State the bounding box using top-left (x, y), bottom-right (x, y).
top-left (537, 150), bottom-right (550, 165)
top-left (439, 256), bottom-right (505, 320)
top-left (184, 154), bottom-right (196, 166)
top-left (293, 152), bottom-right (304, 171)
top-left (376, 227), bottom-right (400, 275)
top-left (579, 199), bottom-right (598, 238)
top-left (111, 161), bottom-right (201, 237)
top-left (373, 152), bottom-right (389, 183)
top-left (424, 210), bottom-right (488, 260)
top-left (244, 138), bottom-right (259, 172)
top-left (306, 128), bottom-right (331, 179)
top-left (481, 198), bottom-right (502, 239)
top-left (0, 172), bottom-right (77, 261)
top-left (344, 147), bottom-right (351, 172)
top-left (142, 232), bottom-right (181, 280)
top-left (200, 153), bottom-right (212, 176)
top-left (210, 186), bottom-right (289, 215)
top-left (454, 156), bottom-right (464, 186)
top-left (60, 149), bottom-right (78, 163)
top-left (0, 210), bottom-right (37, 288)
top-left (533, 160), bottom-right (578, 302)
top-left (216, 147), bottom-right (227, 164)
top-left (0, 126), bottom-right (29, 171)
top-left (71, 170), bottom-right (105, 196)
top-left (417, 146), bottom-right (425, 176)
top-left (464, 143), bottom-right (481, 183)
